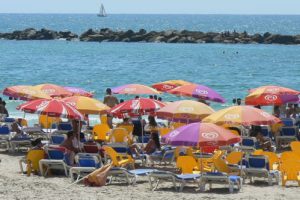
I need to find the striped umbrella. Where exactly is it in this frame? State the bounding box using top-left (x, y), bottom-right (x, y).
top-left (112, 84), bottom-right (160, 95)
top-left (109, 98), bottom-right (166, 118)
top-left (17, 99), bottom-right (84, 120)
top-left (162, 122), bottom-right (240, 147)
top-left (167, 83), bottom-right (226, 103)
top-left (152, 80), bottom-right (191, 92)
top-left (3, 85), bottom-right (51, 101)
top-left (203, 105), bottom-right (281, 126)
top-left (156, 100), bottom-right (215, 122)
top-left (245, 85), bottom-right (300, 106)
top-left (33, 83), bottom-right (73, 98)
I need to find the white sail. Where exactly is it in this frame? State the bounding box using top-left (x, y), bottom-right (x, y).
top-left (97, 3), bottom-right (107, 17)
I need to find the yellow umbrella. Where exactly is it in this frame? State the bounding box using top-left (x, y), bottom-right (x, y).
top-left (203, 105), bottom-right (281, 126)
top-left (3, 85), bottom-right (51, 100)
top-left (156, 100), bottom-right (215, 122)
top-left (62, 96), bottom-right (110, 115)
top-left (33, 83), bottom-right (72, 98)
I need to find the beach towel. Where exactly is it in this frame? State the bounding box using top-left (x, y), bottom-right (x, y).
top-left (84, 164), bottom-right (112, 187)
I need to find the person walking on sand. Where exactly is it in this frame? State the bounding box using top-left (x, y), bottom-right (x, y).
top-left (103, 88), bottom-right (119, 128)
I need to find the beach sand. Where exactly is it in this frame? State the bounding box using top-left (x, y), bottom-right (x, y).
top-left (0, 152), bottom-right (299, 200)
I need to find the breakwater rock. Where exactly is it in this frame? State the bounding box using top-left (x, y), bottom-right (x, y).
top-left (0, 28), bottom-right (78, 41)
top-left (80, 29), bottom-right (300, 45)
top-left (1, 28), bottom-right (300, 45)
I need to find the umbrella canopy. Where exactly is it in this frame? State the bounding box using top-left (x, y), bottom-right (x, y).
top-left (3, 85), bottom-right (51, 101)
top-left (245, 85), bottom-right (300, 106)
top-left (109, 98), bottom-right (166, 118)
top-left (64, 86), bottom-right (93, 98)
top-left (167, 83), bottom-right (225, 103)
top-left (203, 105), bottom-right (281, 126)
top-left (156, 100), bottom-right (215, 122)
top-left (152, 80), bottom-right (191, 92)
top-left (17, 99), bottom-right (84, 120)
top-left (112, 84), bottom-right (160, 95)
top-left (162, 122), bottom-right (241, 147)
top-left (33, 83), bottom-right (73, 98)
top-left (62, 96), bottom-right (110, 115)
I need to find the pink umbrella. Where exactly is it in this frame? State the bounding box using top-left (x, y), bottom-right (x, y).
top-left (112, 84), bottom-right (160, 95)
top-left (64, 87), bottom-right (93, 98)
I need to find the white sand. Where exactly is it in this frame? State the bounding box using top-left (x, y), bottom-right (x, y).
top-left (0, 152), bottom-right (300, 200)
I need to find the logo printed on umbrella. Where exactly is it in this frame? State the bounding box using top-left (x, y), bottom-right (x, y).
top-left (124, 88), bottom-right (136, 92)
top-left (202, 132), bottom-right (219, 139)
top-left (42, 89), bottom-right (56, 94)
top-left (195, 89), bottom-right (208, 95)
top-left (36, 100), bottom-right (48, 109)
top-left (266, 88), bottom-right (279, 93)
top-left (224, 114), bottom-right (240, 120)
top-left (67, 101), bottom-right (76, 107)
top-left (179, 107), bottom-right (194, 112)
top-left (22, 88), bottom-right (37, 95)
top-left (169, 130), bottom-right (180, 138)
top-left (264, 95), bottom-right (277, 101)
top-left (260, 111), bottom-right (271, 118)
top-left (163, 85), bottom-right (174, 90)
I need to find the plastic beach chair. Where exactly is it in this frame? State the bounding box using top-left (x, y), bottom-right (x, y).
top-left (19, 149), bottom-right (45, 176)
top-left (176, 156), bottom-right (199, 174)
top-left (92, 123), bottom-right (110, 142)
top-left (148, 170), bottom-right (201, 192)
top-left (102, 146), bottom-right (134, 168)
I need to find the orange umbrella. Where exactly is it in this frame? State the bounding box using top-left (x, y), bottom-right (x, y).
top-left (245, 85), bottom-right (300, 106)
top-left (62, 96), bottom-right (110, 115)
top-left (152, 80), bottom-right (191, 92)
top-left (112, 84), bottom-right (160, 95)
top-left (203, 105), bottom-right (281, 126)
top-left (3, 85), bottom-right (51, 100)
top-left (33, 83), bottom-right (72, 98)
top-left (156, 100), bottom-right (215, 122)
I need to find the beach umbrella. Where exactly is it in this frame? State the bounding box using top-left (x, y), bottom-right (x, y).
top-left (202, 105), bottom-right (281, 126)
top-left (156, 100), bottom-right (215, 122)
top-left (111, 84), bottom-right (160, 95)
top-left (62, 96), bottom-right (110, 115)
top-left (152, 80), bottom-right (192, 92)
top-left (17, 99), bottom-right (84, 120)
top-left (3, 85), bottom-right (51, 101)
top-left (64, 86), bottom-right (93, 98)
top-left (162, 122), bottom-right (240, 147)
top-left (33, 83), bottom-right (73, 98)
top-left (245, 85), bottom-right (300, 106)
top-left (167, 83), bottom-right (226, 103)
top-left (109, 98), bottom-right (166, 117)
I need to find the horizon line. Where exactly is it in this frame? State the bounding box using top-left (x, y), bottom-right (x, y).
top-left (1, 12), bottom-right (300, 16)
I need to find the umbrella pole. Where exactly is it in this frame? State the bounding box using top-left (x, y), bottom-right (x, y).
top-left (141, 117), bottom-right (144, 147)
top-left (46, 115), bottom-right (48, 134)
top-left (78, 120), bottom-right (81, 152)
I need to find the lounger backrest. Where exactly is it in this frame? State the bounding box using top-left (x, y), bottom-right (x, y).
top-left (110, 128), bottom-right (129, 143)
top-left (137, 135), bottom-right (150, 143)
top-left (281, 126), bottom-right (297, 136)
top-left (83, 144), bottom-right (99, 153)
top-left (50, 134), bottom-right (66, 145)
top-left (78, 156), bottom-right (101, 168)
top-left (26, 150), bottom-right (45, 172)
top-left (175, 146), bottom-right (194, 159)
top-left (117, 124), bottom-right (134, 135)
top-left (213, 158), bottom-right (230, 173)
top-left (281, 118), bottom-right (294, 127)
top-left (58, 123), bottom-right (72, 131)
top-left (261, 151), bottom-right (279, 170)
top-left (246, 155), bottom-right (269, 170)
top-left (261, 126), bottom-right (271, 137)
top-left (4, 118), bottom-right (16, 123)
top-left (290, 141), bottom-right (300, 154)
top-left (47, 149), bottom-right (65, 160)
top-left (0, 126), bottom-right (10, 135)
top-left (241, 137), bottom-right (256, 147)
top-left (280, 151), bottom-right (300, 162)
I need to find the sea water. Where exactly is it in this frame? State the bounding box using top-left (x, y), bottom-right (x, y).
top-left (0, 14), bottom-right (299, 124)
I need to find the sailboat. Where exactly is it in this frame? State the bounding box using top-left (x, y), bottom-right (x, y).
top-left (97, 4), bottom-right (107, 17)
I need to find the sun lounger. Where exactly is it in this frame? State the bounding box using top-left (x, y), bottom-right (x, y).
top-left (199, 172), bottom-right (242, 193)
top-left (108, 167), bottom-right (156, 185)
top-left (0, 126), bottom-right (11, 151)
top-left (148, 146), bottom-right (175, 165)
top-left (238, 137), bottom-right (257, 153)
top-left (50, 134), bottom-right (66, 145)
top-left (276, 126), bottom-right (298, 149)
top-left (39, 147), bottom-right (70, 177)
top-left (148, 170), bottom-right (201, 192)
top-left (242, 155), bottom-right (279, 185)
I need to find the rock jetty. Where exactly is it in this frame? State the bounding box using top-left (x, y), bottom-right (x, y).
top-left (1, 28), bottom-right (300, 45)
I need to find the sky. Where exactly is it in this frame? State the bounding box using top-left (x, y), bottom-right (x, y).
top-left (1, 0), bottom-right (300, 14)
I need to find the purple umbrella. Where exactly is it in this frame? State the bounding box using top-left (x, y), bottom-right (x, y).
top-left (167, 84), bottom-right (226, 103)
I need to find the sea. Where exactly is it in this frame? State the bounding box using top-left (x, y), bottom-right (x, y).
top-left (0, 14), bottom-right (299, 125)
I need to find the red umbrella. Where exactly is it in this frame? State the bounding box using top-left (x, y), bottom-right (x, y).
top-left (245, 85), bottom-right (300, 106)
top-left (17, 99), bottom-right (85, 120)
top-left (109, 98), bottom-right (166, 118)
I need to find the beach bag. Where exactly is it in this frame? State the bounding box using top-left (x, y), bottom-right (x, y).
top-left (84, 164), bottom-right (112, 187)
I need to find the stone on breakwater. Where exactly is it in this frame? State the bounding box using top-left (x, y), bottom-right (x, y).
top-left (1, 28), bottom-right (300, 45)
